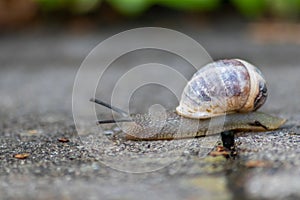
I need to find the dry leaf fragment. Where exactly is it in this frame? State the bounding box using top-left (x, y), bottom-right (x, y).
top-left (14, 153), bottom-right (30, 159)
top-left (57, 138), bottom-right (70, 143)
top-left (27, 130), bottom-right (38, 134)
top-left (209, 145), bottom-right (231, 157)
top-left (209, 151), bottom-right (230, 157)
top-left (245, 160), bottom-right (271, 168)
top-left (216, 146), bottom-right (225, 152)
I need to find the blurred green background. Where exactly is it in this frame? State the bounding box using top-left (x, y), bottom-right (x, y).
top-left (1, 0), bottom-right (300, 30)
top-left (32, 0), bottom-right (300, 17)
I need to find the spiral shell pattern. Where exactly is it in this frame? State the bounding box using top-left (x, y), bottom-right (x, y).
top-left (176, 59), bottom-right (267, 119)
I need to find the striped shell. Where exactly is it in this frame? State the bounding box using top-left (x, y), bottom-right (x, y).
top-left (176, 59), bottom-right (268, 119)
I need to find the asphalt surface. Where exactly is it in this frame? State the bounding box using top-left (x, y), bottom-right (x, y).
top-left (1, 23), bottom-right (300, 200)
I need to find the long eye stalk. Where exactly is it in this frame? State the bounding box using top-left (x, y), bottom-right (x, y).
top-left (97, 119), bottom-right (133, 124)
top-left (90, 98), bottom-right (132, 125)
top-left (90, 98), bottom-right (129, 117)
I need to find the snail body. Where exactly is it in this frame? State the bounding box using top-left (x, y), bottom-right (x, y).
top-left (93, 59), bottom-right (285, 140)
top-left (122, 111), bottom-right (286, 140)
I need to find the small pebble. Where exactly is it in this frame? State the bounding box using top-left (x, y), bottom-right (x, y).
top-left (103, 130), bottom-right (114, 136)
top-left (183, 150), bottom-right (190, 155)
top-left (113, 126), bottom-right (121, 132)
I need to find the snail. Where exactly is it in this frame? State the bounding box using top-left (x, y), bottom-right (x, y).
top-left (91, 59), bottom-right (286, 140)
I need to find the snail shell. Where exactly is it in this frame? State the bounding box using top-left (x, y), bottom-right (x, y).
top-left (176, 59), bottom-right (268, 119)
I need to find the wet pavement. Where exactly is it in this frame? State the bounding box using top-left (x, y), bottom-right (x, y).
top-left (1, 23), bottom-right (300, 200)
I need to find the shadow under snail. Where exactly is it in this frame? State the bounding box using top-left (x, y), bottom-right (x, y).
top-left (91, 59), bottom-right (286, 141)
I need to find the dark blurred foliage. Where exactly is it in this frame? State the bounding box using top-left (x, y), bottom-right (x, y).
top-left (33, 0), bottom-right (300, 18)
top-left (1, 0), bottom-right (300, 30)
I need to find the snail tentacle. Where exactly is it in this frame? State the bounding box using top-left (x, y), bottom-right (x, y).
top-left (90, 98), bottom-right (129, 117)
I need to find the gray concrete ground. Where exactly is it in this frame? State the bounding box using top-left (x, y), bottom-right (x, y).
top-left (1, 23), bottom-right (300, 200)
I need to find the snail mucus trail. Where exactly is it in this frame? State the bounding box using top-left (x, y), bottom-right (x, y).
top-left (92, 59), bottom-right (286, 149)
